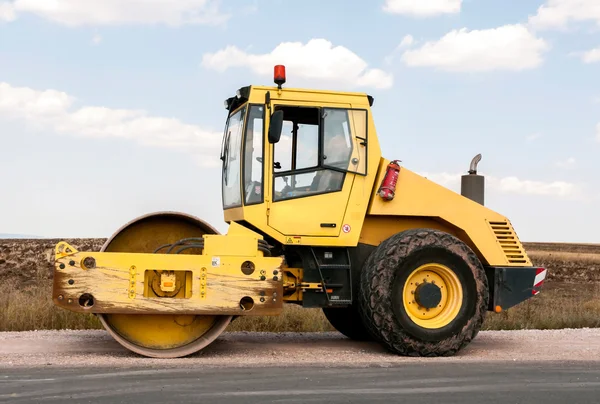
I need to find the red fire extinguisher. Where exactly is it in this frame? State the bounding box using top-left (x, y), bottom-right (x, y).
top-left (377, 160), bottom-right (401, 201)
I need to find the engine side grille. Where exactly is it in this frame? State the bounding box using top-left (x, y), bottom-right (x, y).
top-left (487, 220), bottom-right (530, 265)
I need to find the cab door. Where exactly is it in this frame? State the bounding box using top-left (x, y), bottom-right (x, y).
top-left (267, 102), bottom-right (361, 237)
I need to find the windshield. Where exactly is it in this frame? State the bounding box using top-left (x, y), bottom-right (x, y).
top-left (243, 105), bottom-right (264, 205)
top-left (222, 105), bottom-right (246, 209)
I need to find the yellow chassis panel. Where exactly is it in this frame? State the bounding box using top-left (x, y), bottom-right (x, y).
top-left (367, 161), bottom-right (532, 267)
top-left (53, 241), bottom-right (284, 316)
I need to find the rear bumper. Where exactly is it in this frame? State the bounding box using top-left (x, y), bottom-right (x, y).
top-left (484, 266), bottom-right (547, 312)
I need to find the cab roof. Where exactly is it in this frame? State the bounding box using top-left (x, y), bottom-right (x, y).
top-left (225, 85), bottom-right (374, 112)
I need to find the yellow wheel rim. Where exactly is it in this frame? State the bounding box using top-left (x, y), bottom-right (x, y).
top-left (402, 263), bottom-right (463, 329)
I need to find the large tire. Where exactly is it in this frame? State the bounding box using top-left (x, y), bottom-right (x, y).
top-left (322, 306), bottom-right (372, 341)
top-left (358, 228), bottom-right (488, 357)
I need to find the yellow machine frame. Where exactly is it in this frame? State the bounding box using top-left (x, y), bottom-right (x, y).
top-left (53, 222), bottom-right (285, 316)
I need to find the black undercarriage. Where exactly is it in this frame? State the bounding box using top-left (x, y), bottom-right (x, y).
top-left (284, 244), bottom-right (541, 312)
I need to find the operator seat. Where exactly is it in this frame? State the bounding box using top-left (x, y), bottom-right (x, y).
top-left (316, 134), bottom-right (352, 192)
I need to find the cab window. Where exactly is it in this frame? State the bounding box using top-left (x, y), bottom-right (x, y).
top-left (222, 105), bottom-right (246, 209)
top-left (272, 106), bottom-right (365, 202)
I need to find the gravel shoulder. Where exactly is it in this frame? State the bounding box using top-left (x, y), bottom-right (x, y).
top-left (1, 328), bottom-right (599, 369)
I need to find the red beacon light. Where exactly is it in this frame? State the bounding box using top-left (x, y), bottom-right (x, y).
top-left (274, 65), bottom-right (286, 89)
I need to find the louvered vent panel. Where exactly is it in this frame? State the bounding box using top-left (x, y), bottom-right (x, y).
top-left (488, 221), bottom-right (529, 265)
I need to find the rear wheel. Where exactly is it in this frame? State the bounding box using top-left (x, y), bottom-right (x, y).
top-left (322, 306), bottom-right (372, 341)
top-left (358, 228), bottom-right (488, 357)
top-left (97, 211), bottom-right (232, 358)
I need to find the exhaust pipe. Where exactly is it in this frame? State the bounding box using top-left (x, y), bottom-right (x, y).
top-left (461, 154), bottom-right (484, 205)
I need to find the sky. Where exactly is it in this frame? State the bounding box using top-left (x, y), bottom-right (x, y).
top-left (0, 0), bottom-right (599, 243)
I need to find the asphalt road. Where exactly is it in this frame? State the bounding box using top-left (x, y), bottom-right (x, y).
top-left (2, 329), bottom-right (600, 403)
top-left (1, 362), bottom-right (600, 403)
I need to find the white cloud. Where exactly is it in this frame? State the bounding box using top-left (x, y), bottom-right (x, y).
top-left (385, 35), bottom-right (416, 65)
top-left (0, 83), bottom-right (74, 118)
top-left (382, 0), bottom-right (461, 17)
top-left (399, 35), bottom-right (415, 48)
top-left (0, 82), bottom-right (222, 167)
top-left (555, 157), bottom-right (576, 168)
top-left (528, 0), bottom-right (600, 30)
top-left (401, 24), bottom-right (550, 72)
top-left (581, 46), bottom-right (600, 63)
top-left (420, 172), bottom-right (460, 189)
top-left (492, 176), bottom-right (578, 198)
top-left (526, 132), bottom-right (543, 142)
top-left (419, 171), bottom-right (583, 199)
top-left (0, 2), bottom-right (16, 21)
top-left (5, 0), bottom-right (228, 26)
top-left (201, 38), bottom-right (393, 90)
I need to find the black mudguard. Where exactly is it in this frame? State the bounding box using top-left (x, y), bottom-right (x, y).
top-left (484, 266), bottom-right (547, 311)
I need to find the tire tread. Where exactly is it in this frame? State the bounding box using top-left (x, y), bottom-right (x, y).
top-left (358, 228), bottom-right (488, 357)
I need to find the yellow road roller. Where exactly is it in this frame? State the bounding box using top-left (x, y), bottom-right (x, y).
top-left (52, 65), bottom-right (547, 358)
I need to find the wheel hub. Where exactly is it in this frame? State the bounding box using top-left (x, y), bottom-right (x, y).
top-left (401, 263), bottom-right (463, 329)
top-left (414, 282), bottom-right (442, 309)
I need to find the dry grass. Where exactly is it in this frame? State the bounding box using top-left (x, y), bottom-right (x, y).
top-left (1, 280), bottom-right (599, 333)
top-left (482, 284), bottom-right (600, 330)
top-left (0, 281), bottom-right (101, 332)
top-left (528, 250), bottom-right (600, 264)
top-left (1, 242), bottom-right (598, 333)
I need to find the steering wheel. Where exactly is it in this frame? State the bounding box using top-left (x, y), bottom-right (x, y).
top-left (256, 156), bottom-right (281, 169)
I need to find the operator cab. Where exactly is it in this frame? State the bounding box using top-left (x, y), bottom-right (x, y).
top-left (219, 65), bottom-right (377, 245)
